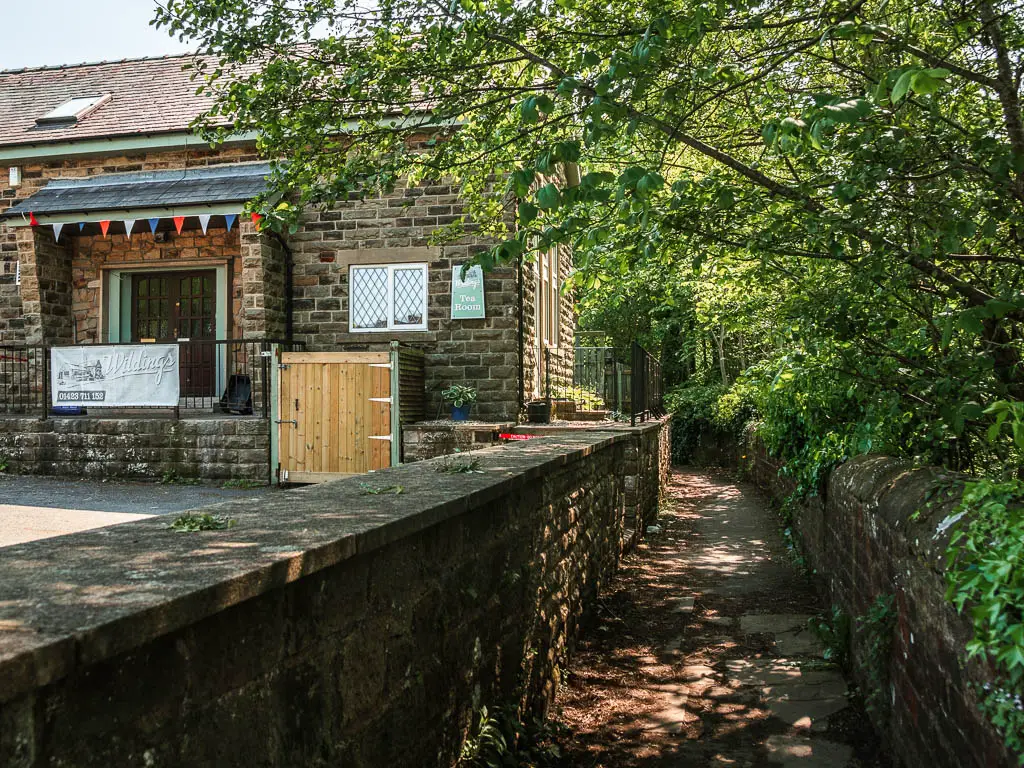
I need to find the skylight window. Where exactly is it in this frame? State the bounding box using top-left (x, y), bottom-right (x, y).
top-left (36, 95), bottom-right (109, 125)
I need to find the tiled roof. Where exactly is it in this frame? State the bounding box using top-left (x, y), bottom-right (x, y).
top-left (4, 163), bottom-right (271, 216)
top-left (0, 54), bottom-right (231, 148)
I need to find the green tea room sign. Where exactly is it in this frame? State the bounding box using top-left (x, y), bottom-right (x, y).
top-left (451, 264), bottom-right (486, 319)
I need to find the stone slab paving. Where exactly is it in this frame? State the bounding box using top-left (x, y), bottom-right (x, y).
top-left (556, 469), bottom-right (887, 767)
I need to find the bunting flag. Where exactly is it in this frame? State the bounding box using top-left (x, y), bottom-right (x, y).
top-left (250, 212), bottom-right (262, 231)
top-left (26, 213), bottom-right (245, 237)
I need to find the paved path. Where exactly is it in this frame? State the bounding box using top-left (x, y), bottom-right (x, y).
top-left (556, 468), bottom-right (886, 767)
top-left (0, 475), bottom-right (270, 548)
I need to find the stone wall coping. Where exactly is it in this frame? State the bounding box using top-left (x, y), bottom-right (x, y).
top-left (829, 454), bottom-right (967, 568)
top-left (514, 418), bottom-right (669, 436)
top-left (403, 420), bottom-right (516, 432)
top-left (0, 429), bottom-right (639, 705)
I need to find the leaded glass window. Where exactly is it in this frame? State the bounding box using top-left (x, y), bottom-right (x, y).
top-left (350, 263), bottom-right (428, 332)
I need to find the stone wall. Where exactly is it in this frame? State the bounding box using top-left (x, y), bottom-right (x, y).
top-left (0, 146), bottom-right (262, 345)
top-left (515, 418), bottom-right (672, 545)
top-left (287, 183), bottom-right (526, 420)
top-left (0, 423), bottom-right (670, 767)
top-left (71, 226), bottom-right (244, 342)
top-left (0, 143), bottom-right (560, 418)
top-left (16, 227), bottom-right (73, 345)
top-left (747, 446), bottom-right (1014, 768)
top-left (0, 416), bottom-right (269, 481)
top-left (402, 421), bottom-right (515, 462)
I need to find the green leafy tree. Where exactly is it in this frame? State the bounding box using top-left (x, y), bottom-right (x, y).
top-left (155, 0), bottom-right (1024, 470)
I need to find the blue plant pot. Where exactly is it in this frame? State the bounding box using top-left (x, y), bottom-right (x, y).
top-left (451, 404), bottom-right (472, 421)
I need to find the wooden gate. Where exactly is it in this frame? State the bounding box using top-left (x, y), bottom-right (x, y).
top-left (276, 351), bottom-right (394, 483)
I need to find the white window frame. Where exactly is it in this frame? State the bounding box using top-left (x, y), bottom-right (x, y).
top-left (349, 263), bottom-right (429, 333)
top-left (537, 246), bottom-right (560, 349)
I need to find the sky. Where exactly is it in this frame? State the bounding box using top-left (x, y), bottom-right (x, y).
top-left (0, 1), bottom-right (192, 70)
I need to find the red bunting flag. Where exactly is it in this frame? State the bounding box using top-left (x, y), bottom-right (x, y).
top-left (173, 216), bottom-right (186, 234)
top-left (250, 212), bottom-right (262, 230)
top-left (29, 212), bottom-right (38, 227)
top-left (99, 220), bottom-right (111, 238)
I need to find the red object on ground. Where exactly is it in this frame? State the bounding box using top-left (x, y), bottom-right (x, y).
top-left (499, 433), bottom-right (534, 440)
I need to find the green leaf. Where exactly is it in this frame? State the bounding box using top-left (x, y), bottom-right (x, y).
top-left (518, 202), bottom-right (538, 226)
top-left (536, 183), bottom-right (561, 210)
top-left (890, 69), bottom-right (916, 102)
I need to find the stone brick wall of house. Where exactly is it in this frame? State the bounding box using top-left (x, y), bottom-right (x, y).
top-left (0, 416), bottom-right (269, 481)
top-left (746, 444), bottom-right (1014, 768)
top-left (0, 423), bottom-right (670, 767)
top-left (0, 142), bottom-right (575, 416)
top-left (285, 181), bottom-right (524, 421)
top-left (241, 222), bottom-right (288, 338)
top-left (71, 226), bottom-right (244, 343)
top-left (16, 227), bottom-right (73, 345)
top-left (0, 145), bottom-right (262, 346)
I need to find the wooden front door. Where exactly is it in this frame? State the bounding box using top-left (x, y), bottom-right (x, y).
top-left (277, 352), bottom-right (393, 482)
top-left (132, 271), bottom-right (217, 397)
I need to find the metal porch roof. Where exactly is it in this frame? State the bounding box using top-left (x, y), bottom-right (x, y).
top-left (5, 163), bottom-right (272, 218)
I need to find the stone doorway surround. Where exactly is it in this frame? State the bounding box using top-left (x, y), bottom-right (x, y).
top-left (14, 217), bottom-right (288, 346)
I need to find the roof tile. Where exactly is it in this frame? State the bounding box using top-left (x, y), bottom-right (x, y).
top-left (0, 54), bottom-right (236, 148)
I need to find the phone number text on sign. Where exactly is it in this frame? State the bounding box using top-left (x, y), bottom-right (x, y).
top-left (57, 391), bottom-right (106, 402)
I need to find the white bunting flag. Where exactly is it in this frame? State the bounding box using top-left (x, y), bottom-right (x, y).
top-left (123, 219), bottom-right (136, 239)
top-left (198, 214), bottom-right (212, 235)
top-left (52, 223), bottom-right (64, 242)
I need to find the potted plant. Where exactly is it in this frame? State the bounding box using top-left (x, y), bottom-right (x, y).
top-left (442, 384), bottom-right (477, 421)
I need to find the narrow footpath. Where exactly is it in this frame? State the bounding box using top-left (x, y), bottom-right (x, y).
top-left (554, 468), bottom-right (888, 767)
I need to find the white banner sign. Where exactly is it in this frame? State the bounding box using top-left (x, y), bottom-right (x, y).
top-left (51, 345), bottom-right (180, 407)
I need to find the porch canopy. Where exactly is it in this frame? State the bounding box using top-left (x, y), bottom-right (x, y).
top-left (4, 162), bottom-right (273, 226)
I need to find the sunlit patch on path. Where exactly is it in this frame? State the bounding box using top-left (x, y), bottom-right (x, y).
top-left (0, 504), bottom-right (154, 547)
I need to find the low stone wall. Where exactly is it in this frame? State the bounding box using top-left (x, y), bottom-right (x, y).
top-left (402, 420), bottom-right (515, 462)
top-left (514, 417), bottom-right (672, 544)
top-left (748, 447), bottom-right (1013, 768)
top-left (0, 421), bottom-right (670, 767)
top-left (0, 416), bottom-right (269, 481)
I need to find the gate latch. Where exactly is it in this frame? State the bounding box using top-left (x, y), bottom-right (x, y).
top-left (275, 419), bottom-right (298, 426)
top-left (278, 364), bottom-right (290, 370)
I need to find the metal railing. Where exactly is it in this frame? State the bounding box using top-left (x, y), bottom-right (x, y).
top-left (0, 339), bottom-right (300, 419)
top-left (544, 346), bottom-right (627, 418)
top-left (630, 341), bottom-right (663, 425)
top-left (543, 343), bottom-right (662, 423)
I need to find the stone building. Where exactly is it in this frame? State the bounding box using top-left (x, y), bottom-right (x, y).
top-left (0, 53), bottom-right (574, 439)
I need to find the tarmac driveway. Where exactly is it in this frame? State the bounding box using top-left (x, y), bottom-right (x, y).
top-left (0, 475), bottom-right (271, 548)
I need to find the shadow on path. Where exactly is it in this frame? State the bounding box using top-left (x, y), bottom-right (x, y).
top-left (554, 467), bottom-right (889, 767)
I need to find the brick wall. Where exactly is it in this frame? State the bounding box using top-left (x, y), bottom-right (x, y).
top-left (286, 180), bottom-right (526, 421)
top-left (0, 145), bottom-right (262, 346)
top-left (71, 227), bottom-right (244, 343)
top-left (0, 143), bottom-right (572, 417)
top-left (0, 423), bottom-right (670, 767)
top-left (0, 416), bottom-right (269, 481)
top-left (747, 445), bottom-right (1015, 768)
top-left (16, 227), bottom-right (73, 345)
